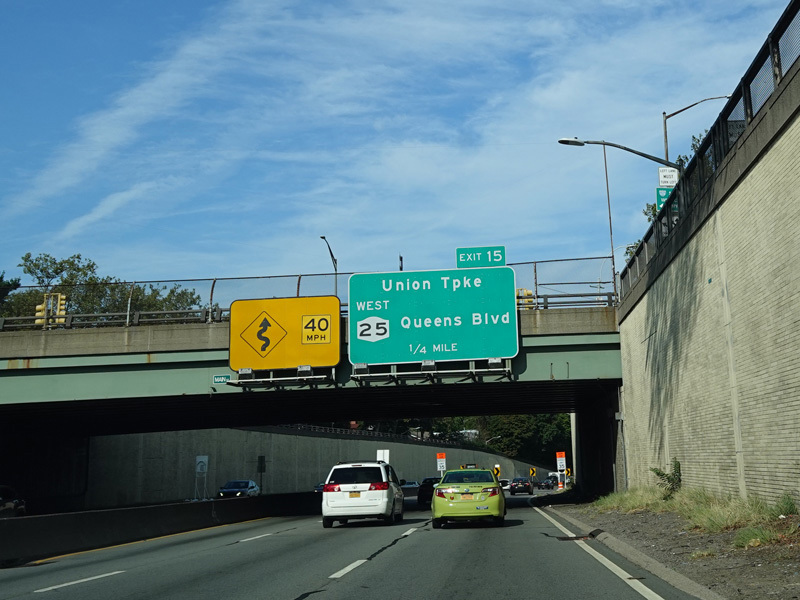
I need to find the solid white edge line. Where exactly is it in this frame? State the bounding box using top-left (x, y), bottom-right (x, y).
top-left (239, 533), bottom-right (272, 542)
top-left (535, 508), bottom-right (666, 600)
top-left (329, 559), bottom-right (368, 579)
top-left (402, 528), bottom-right (416, 536)
top-left (34, 571), bottom-right (126, 593)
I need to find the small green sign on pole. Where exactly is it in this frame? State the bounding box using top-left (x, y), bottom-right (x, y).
top-left (456, 246), bottom-right (505, 268)
top-left (656, 187), bottom-right (673, 211)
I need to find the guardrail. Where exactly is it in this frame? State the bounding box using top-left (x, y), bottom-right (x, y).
top-left (619, 0), bottom-right (800, 300)
top-left (0, 256), bottom-right (617, 332)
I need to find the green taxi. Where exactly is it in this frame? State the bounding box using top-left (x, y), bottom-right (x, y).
top-left (431, 467), bottom-right (506, 528)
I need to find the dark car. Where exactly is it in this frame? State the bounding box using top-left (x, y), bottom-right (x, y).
top-left (218, 479), bottom-right (260, 498)
top-left (509, 477), bottom-right (532, 495)
top-left (0, 485), bottom-right (26, 517)
top-left (539, 476), bottom-right (557, 489)
top-left (416, 476), bottom-right (441, 505)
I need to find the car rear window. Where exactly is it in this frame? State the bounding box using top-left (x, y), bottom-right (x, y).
top-left (328, 467), bottom-right (383, 484)
top-left (442, 471), bottom-right (494, 484)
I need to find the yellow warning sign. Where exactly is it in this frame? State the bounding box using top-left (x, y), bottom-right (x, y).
top-left (229, 296), bottom-right (340, 371)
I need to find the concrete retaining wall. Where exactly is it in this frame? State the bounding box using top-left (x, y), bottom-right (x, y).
top-left (618, 55), bottom-right (800, 502)
top-left (86, 428), bottom-right (545, 509)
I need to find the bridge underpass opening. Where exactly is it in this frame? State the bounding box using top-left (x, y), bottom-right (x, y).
top-left (0, 377), bottom-right (622, 510)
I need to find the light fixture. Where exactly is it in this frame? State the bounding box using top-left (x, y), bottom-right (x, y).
top-left (352, 363), bottom-right (369, 375)
top-left (297, 365), bottom-right (313, 377)
top-left (421, 360), bottom-right (436, 372)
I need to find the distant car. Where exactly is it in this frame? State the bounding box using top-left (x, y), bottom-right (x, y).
top-left (314, 482), bottom-right (325, 493)
top-left (431, 468), bottom-right (506, 528)
top-left (218, 480), bottom-right (260, 498)
top-left (500, 479), bottom-right (510, 491)
top-left (416, 476), bottom-right (441, 505)
top-left (321, 460), bottom-right (405, 528)
top-left (509, 477), bottom-right (532, 495)
top-left (538, 478), bottom-right (554, 490)
top-left (402, 480), bottom-right (420, 488)
top-left (0, 486), bottom-right (26, 517)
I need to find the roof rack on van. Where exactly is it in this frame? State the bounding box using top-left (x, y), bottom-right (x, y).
top-left (335, 460), bottom-right (387, 465)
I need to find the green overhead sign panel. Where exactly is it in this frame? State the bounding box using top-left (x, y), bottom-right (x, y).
top-left (455, 245), bottom-right (506, 268)
top-left (348, 266), bottom-right (519, 365)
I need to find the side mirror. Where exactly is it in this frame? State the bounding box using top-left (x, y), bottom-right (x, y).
top-left (399, 479), bottom-right (406, 486)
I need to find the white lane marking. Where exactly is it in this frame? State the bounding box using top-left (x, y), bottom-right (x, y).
top-left (535, 508), bottom-right (666, 600)
top-left (402, 528), bottom-right (417, 537)
top-left (34, 571), bottom-right (126, 593)
top-left (239, 533), bottom-right (272, 542)
top-left (329, 559), bottom-right (368, 579)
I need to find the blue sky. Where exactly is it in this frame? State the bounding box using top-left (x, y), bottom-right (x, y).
top-left (1, 0), bottom-right (789, 289)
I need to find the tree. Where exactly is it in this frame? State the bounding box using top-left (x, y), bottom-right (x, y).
top-left (0, 271), bottom-right (21, 310)
top-left (1, 253), bottom-right (201, 318)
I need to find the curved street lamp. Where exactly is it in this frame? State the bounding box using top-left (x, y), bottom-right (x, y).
top-left (484, 435), bottom-right (502, 444)
top-left (663, 95), bottom-right (730, 161)
top-left (558, 138), bottom-right (683, 302)
top-left (558, 138), bottom-right (682, 170)
top-left (320, 236), bottom-right (338, 298)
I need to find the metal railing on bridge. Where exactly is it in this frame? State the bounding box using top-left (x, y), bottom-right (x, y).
top-left (0, 256), bottom-right (616, 331)
top-left (620, 0), bottom-right (800, 300)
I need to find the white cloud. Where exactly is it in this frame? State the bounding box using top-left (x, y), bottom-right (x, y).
top-left (0, 0), bottom-right (790, 282)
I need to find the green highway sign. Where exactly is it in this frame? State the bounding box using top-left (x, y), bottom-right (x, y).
top-left (213, 374), bottom-right (231, 384)
top-left (348, 266), bottom-right (518, 365)
top-left (456, 245), bottom-right (506, 268)
top-left (656, 187), bottom-right (673, 211)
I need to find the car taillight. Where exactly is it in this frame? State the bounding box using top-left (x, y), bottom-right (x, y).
top-left (482, 487), bottom-right (499, 497)
top-left (435, 488), bottom-right (446, 498)
top-left (369, 482), bottom-right (389, 491)
top-left (323, 483), bottom-right (340, 492)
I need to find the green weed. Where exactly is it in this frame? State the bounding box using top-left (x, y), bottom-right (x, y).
top-left (649, 458), bottom-right (681, 500)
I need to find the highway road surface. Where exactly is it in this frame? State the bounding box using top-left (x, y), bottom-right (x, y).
top-left (0, 494), bottom-right (699, 600)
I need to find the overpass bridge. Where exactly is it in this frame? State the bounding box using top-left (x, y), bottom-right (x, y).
top-left (0, 305), bottom-right (620, 436)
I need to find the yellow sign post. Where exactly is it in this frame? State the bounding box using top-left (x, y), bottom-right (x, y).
top-left (229, 296), bottom-right (341, 371)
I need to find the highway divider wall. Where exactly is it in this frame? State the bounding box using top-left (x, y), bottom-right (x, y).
top-left (0, 492), bottom-right (321, 566)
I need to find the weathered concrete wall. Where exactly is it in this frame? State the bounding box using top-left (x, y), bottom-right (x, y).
top-left (85, 428), bottom-right (546, 509)
top-left (619, 58), bottom-right (800, 502)
top-left (0, 308), bottom-right (615, 360)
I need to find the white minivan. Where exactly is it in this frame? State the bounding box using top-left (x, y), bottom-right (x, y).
top-left (321, 460), bottom-right (405, 528)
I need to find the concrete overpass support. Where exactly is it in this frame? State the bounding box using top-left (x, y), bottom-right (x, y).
top-left (572, 389), bottom-right (619, 498)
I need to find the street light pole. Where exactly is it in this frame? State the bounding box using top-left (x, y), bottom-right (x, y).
top-left (558, 137), bottom-right (683, 304)
top-left (601, 145), bottom-right (617, 302)
top-left (662, 95), bottom-right (730, 161)
top-left (559, 138), bottom-right (682, 170)
top-left (320, 236), bottom-right (338, 298)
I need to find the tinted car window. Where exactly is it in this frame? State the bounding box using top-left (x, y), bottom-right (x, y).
top-left (328, 467), bottom-right (383, 484)
top-left (442, 471), bottom-right (494, 484)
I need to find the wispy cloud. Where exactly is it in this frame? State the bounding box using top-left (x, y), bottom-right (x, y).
top-left (1, 0), bottom-right (788, 281)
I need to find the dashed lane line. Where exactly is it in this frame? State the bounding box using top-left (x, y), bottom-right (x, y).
top-left (329, 560), bottom-right (368, 579)
top-left (34, 571), bottom-right (126, 593)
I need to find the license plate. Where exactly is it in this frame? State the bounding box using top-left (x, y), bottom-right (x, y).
top-left (349, 491), bottom-right (361, 498)
top-left (461, 493), bottom-right (473, 500)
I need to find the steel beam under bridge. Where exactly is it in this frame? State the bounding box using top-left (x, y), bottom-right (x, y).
top-left (0, 308), bottom-right (620, 436)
